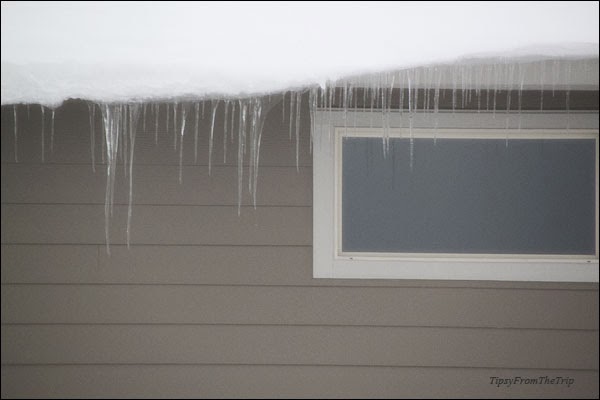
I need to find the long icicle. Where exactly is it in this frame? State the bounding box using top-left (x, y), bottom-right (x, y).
top-left (40, 105), bottom-right (45, 162)
top-left (237, 99), bottom-right (248, 215)
top-left (407, 72), bottom-right (414, 171)
top-left (282, 91), bottom-right (287, 123)
top-left (165, 103), bottom-right (170, 136)
top-left (308, 87), bottom-right (318, 154)
top-left (295, 91), bottom-right (302, 171)
top-left (230, 101), bottom-right (236, 145)
top-left (142, 103), bottom-right (147, 132)
top-left (126, 104), bottom-right (140, 248)
top-left (13, 105), bottom-right (18, 162)
top-left (50, 109), bottom-right (56, 153)
top-left (122, 104), bottom-right (129, 177)
top-left (289, 91), bottom-right (295, 140)
top-left (249, 97), bottom-right (264, 207)
top-left (100, 104), bottom-right (120, 254)
top-left (179, 104), bottom-right (187, 183)
top-left (194, 102), bottom-right (200, 163)
top-left (208, 100), bottom-right (219, 175)
top-left (173, 102), bottom-right (178, 150)
top-left (154, 103), bottom-right (159, 145)
top-left (223, 100), bottom-right (229, 163)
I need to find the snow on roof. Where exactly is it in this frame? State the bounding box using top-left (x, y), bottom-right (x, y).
top-left (1, 1), bottom-right (599, 106)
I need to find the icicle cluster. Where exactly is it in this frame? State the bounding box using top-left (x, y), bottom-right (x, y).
top-left (6, 59), bottom-right (598, 252)
top-left (98, 104), bottom-right (140, 253)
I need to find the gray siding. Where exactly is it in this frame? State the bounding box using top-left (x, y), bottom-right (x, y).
top-left (1, 100), bottom-right (598, 398)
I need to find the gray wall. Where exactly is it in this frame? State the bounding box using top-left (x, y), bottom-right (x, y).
top-left (1, 98), bottom-right (598, 398)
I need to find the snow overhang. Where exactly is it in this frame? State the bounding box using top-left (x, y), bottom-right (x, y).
top-left (1, 1), bottom-right (599, 106)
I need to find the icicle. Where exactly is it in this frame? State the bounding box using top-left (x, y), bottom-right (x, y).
top-left (295, 91), bottom-right (302, 170)
top-left (552, 60), bottom-right (559, 96)
top-left (352, 83), bottom-right (358, 128)
top-left (173, 101), bottom-right (178, 150)
top-left (423, 69), bottom-right (430, 113)
top-left (101, 112), bottom-right (106, 163)
top-left (165, 103), bottom-right (170, 134)
top-left (476, 64), bottom-right (483, 112)
top-left (248, 99), bottom-right (256, 196)
top-left (13, 105), bottom-right (18, 162)
top-left (407, 74), bottom-right (414, 171)
top-left (154, 103), bottom-right (159, 145)
top-left (122, 104), bottom-right (129, 177)
top-left (328, 84), bottom-right (335, 135)
top-left (248, 97), bottom-right (265, 207)
top-left (492, 63), bottom-right (499, 117)
top-left (383, 74), bottom-right (394, 156)
top-left (223, 100), bottom-right (230, 163)
top-left (398, 73), bottom-right (405, 113)
top-left (40, 105), bottom-right (45, 162)
top-left (451, 66), bottom-right (457, 112)
top-left (95, 103), bottom-right (138, 251)
top-left (282, 91), bottom-right (287, 123)
top-left (126, 104), bottom-right (140, 248)
top-left (459, 65), bottom-right (466, 109)
top-left (565, 61), bottom-right (572, 131)
top-left (179, 104), bottom-right (187, 183)
top-left (50, 109), bottom-right (55, 153)
top-left (208, 100), bottom-right (219, 175)
top-left (308, 87), bottom-right (319, 154)
top-left (360, 80), bottom-right (367, 113)
top-left (503, 63), bottom-right (516, 142)
top-left (379, 76), bottom-right (385, 132)
top-left (517, 64), bottom-right (525, 133)
top-left (237, 99), bottom-right (248, 215)
top-left (320, 85), bottom-right (329, 137)
top-left (485, 65), bottom-right (491, 111)
top-left (88, 102), bottom-right (96, 172)
top-left (288, 90), bottom-right (295, 140)
top-left (539, 60), bottom-right (545, 111)
top-left (100, 104), bottom-right (120, 254)
top-left (253, 99), bottom-right (265, 207)
top-left (505, 98), bottom-right (511, 146)
top-left (466, 65), bottom-right (472, 108)
top-left (248, 99), bottom-right (257, 195)
top-left (142, 103), bottom-right (147, 132)
top-left (433, 68), bottom-right (441, 144)
top-left (230, 101), bottom-right (236, 144)
top-left (380, 77), bottom-right (387, 155)
top-left (193, 102), bottom-right (200, 163)
top-left (413, 68), bottom-right (420, 112)
top-left (342, 80), bottom-right (349, 134)
top-left (369, 79), bottom-right (376, 127)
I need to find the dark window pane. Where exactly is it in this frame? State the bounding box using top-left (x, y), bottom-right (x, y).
top-left (342, 137), bottom-right (596, 255)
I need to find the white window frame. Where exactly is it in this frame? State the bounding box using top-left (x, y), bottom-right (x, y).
top-left (313, 110), bottom-right (599, 281)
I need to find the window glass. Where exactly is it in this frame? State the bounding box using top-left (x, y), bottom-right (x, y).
top-left (342, 137), bottom-right (597, 255)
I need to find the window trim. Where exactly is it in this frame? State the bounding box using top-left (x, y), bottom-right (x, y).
top-left (313, 110), bottom-right (599, 281)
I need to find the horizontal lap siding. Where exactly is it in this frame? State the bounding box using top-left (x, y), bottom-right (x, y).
top-left (2, 325), bottom-right (598, 369)
top-left (1, 100), bottom-right (598, 398)
top-left (1, 244), bottom-right (596, 290)
top-left (1, 164), bottom-right (312, 206)
top-left (2, 285), bottom-right (598, 330)
top-left (2, 366), bottom-right (597, 399)
top-left (1, 204), bottom-right (311, 246)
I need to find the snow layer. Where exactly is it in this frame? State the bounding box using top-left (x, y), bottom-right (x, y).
top-left (1, 1), bottom-right (599, 106)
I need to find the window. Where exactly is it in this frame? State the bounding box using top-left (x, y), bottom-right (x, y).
top-left (313, 111), bottom-right (599, 281)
